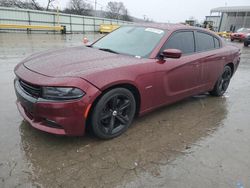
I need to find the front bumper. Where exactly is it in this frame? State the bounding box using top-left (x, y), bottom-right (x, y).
top-left (14, 65), bottom-right (101, 136)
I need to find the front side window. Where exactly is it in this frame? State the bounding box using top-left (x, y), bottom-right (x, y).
top-left (196, 32), bottom-right (215, 52)
top-left (162, 31), bottom-right (195, 55)
top-left (92, 26), bottom-right (166, 58)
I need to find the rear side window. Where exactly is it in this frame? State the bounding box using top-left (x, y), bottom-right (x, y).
top-left (163, 31), bottom-right (195, 54)
top-left (196, 32), bottom-right (215, 52)
top-left (214, 37), bottom-right (220, 48)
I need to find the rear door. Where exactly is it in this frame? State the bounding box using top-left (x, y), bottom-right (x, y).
top-left (194, 31), bottom-right (225, 90)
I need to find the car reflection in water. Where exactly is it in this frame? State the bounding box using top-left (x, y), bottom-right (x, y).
top-left (19, 94), bottom-right (228, 187)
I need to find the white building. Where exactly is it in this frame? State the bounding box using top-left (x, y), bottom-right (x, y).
top-left (210, 6), bottom-right (250, 32)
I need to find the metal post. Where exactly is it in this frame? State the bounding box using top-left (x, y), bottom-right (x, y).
top-left (27, 11), bottom-right (31, 34)
top-left (243, 12), bottom-right (247, 28)
top-left (218, 12), bottom-right (224, 32)
top-left (27, 11), bottom-right (31, 25)
top-left (53, 14), bottom-right (55, 26)
top-left (70, 14), bottom-right (72, 33)
top-left (56, 5), bottom-right (60, 25)
top-left (235, 11), bottom-right (238, 31)
top-left (83, 17), bottom-right (85, 34)
top-left (53, 13), bottom-right (56, 34)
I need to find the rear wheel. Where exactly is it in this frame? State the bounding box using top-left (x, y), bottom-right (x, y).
top-left (244, 41), bottom-right (249, 47)
top-left (91, 88), bottom-right (136, 139)
top-left (210, 66), bottom-right (232, 96)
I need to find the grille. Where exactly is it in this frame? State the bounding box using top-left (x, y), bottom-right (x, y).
top-left (19, 79), bottom-right (42, 98)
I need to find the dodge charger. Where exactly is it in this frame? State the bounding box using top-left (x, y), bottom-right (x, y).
top-left (14, 24), bottom-right (241, 139)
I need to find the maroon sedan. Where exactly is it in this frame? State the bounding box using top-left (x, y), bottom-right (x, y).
top-left (230, 28), bottom-right (250, 42)
top-left (14, 24), bottom-right (241, 139)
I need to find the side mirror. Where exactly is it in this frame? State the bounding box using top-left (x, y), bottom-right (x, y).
top-left (161, 49), bottom-right (182, 59)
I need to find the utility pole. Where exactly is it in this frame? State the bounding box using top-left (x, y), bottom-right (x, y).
top-left (56, 0), bottom-right (60, 25)
top-left (94, 0), bottom-right (97, 32)
top-left (94, 0), bottom-right (97, 17)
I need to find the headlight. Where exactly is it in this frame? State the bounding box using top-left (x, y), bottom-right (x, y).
top-left (42, 87), bottom-right (85, 100)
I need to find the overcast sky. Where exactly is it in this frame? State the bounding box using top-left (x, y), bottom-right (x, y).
top-left (38, 0), bottom-right (250, 23)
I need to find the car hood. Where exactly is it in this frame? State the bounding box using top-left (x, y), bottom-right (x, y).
top-left (23, 46), bottom-right (145, 78)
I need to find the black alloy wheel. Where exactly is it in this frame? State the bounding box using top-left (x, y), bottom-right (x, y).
top-left (210, 66), bottom-right (232, 96)
top-left (91, 88), bottom-right (136, 139)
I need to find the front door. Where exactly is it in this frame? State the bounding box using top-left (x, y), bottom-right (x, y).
top-left (157, 30), bottom-right (203, 102)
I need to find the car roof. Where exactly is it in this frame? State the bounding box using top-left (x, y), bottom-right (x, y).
top-left (132, 23), bottom-right (192, 30)
top-left (131, 23), bottom-right (219, 36)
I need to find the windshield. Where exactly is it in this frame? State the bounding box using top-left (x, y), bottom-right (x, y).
top-left (237, 28), bottom-right (250, 33)
top-left (92, 26), bottom-right (166, 58)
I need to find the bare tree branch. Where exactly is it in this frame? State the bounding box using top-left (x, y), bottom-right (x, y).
top-left (46, 0), bottom-right (56, 11)
top-left (105, 1), bottom-right (132, 21)
top-left (30, 0), bottom-right (42, 10)
top-left (64, 0), bottom-right (93, 16)
top-left (0, 0), bottom-right (43, 10)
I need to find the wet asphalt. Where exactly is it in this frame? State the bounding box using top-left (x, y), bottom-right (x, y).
top-left (0, 33), bottom-right (250, 188)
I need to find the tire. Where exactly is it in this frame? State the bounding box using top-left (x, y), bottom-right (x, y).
top-left (231, 38), bottom-right (234, 42)
top-left (210, 66), bottom-right (232, 96)
top-left (91, 88), bottom-right (136, 139)
top-left (244, 42), bottom-right (249, 47)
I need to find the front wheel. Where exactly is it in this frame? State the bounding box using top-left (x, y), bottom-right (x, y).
top-left (210, 66), bottom-right (232, 96)
top-left (244, 41), bottom-right (249, 47)
top-left (91, 88), bottom-right (136, 139)
top-left (231, 38), bottom-right (234, 42)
